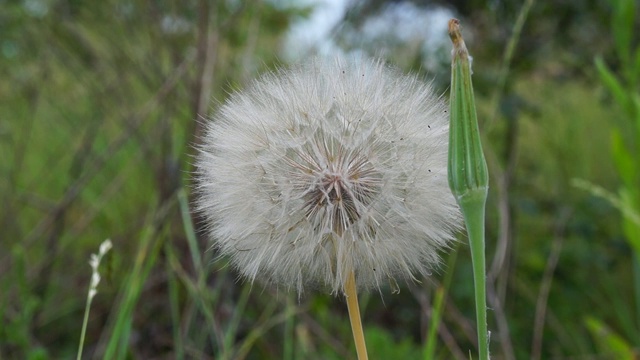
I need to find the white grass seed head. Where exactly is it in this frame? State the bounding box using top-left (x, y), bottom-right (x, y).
top-left (196, 56), bottom-right (461, 295)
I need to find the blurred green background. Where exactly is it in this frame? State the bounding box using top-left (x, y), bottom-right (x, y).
top-left (1, 0), bottom-right (639, 359)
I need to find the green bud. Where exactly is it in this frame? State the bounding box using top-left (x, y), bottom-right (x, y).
top-left (447, 19), bottom-right (489, 201)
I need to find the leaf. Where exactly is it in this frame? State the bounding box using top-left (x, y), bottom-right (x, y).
top-left (585, 316), bottom-right (635, 360)
top-left (610, 129), bottom-right (637, 186)
top-left (612, 0), bottom-right (635, 64)
top-left (366, 327), bottom-right (422, 360)
top-left (632, 93), bottom-right (640, 137)
top-left (595, 57), bottom-right (630, 113)
top-left (632, 46), bottom-right (640, 84)
top-left (572, 179), bottom-right (640, 229)
top-left (620, 188), bottom-right (640, 255)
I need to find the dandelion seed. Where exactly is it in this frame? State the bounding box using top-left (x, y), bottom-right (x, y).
top-left (196, 57), bottom-right (461, 295)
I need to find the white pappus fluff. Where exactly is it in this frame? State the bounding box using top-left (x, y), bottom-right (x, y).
top-left (196, 57), bottom-right (461, 295)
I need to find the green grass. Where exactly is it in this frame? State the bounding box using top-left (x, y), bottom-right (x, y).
top-left (1, 1), bottom-right (639, 359)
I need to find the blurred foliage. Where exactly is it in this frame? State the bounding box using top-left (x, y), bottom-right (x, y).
top-left (586, 0), bottom-right (640, 353)
top-left (1, 0), bottom-right (639, 359)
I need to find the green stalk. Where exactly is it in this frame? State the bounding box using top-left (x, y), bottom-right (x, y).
top-left (634, 254), bottom-right (640, 334)
top-left (447, 19), bottom-right (490, 360)
top-left (424, 246), bottom-right (458, 359)
top-left (77, 240), bottom-right (112, 360)
top-left (77, 288), bottom-right (94, 360)
top-left (459, 192), bottom-right (489, 359)
top-left (166, 242), bottom-right (185, 360)
top-left (283, 295), bottom-right (295, 360)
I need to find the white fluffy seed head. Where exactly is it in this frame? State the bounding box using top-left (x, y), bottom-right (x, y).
top-left (196, 57), bottom-right (461, 295)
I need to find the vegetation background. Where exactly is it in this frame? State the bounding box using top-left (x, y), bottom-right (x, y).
top-left (1, 0), bottom-right (639, 358)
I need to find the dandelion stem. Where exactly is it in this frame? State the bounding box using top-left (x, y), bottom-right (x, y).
top-left (345, 270), bottom-right (368, 360)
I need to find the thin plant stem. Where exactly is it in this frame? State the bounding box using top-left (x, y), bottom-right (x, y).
top-left (634, 255), bottom-right (640, 334)
top-left (345, 270), bottom-right (368, 360)
top-left (234, 302), bottom-right (303, 360)
top-left (460, 194), bottom-right (489, 360)
top-left (178, 188), bottom-right (203, 275)
top-left (77, 239), bottom-right (112, 360)
top-left (531, 208), bottom-right (569, 360)
top-left (102, 202), bottom-right (171, 360)
top-left (487, 0), bottom-right (535, 129)
top-left (222, 285), bottom-right (252, 360)
top-left (283, 295), bottom-right (295, 360)
top-left (424, 245), bottom-right (459, 359)
top-left (76, 294), bottom-right (93, 360)
top-left (166, 242), bottom-right (185, 360)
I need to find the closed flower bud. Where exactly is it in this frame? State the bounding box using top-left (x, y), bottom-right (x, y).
top-left (196, 57), bottom-right (461, 295)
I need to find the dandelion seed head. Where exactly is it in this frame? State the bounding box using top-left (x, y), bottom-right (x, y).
top-left (196, 57), bottom-right (461, 295)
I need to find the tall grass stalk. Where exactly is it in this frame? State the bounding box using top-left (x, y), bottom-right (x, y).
top-left (102, 202), bottom-right (172, 359)
top-left (178, 188), bottom-right (203, 275)
top-left (487, 0), bottom-right (535, 129)
top-left (77, 239), bottom-right (113, 360)
top-left (177, 187), bottom-right (226, 353)
top-left (222, 285), bottom-right (252, 360)
top-left (283, 295), bottom-right (295, 360)
top-left (164, 235), bottom-right (224, 355)
top-left (233, 301), bottom-right (300, 360)
top-left (447, 19), bottom-right (490, 360)
top-left (423, 246), bottom-right (458, 359)
top-left (165, 242), bottom-right (185, 360)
